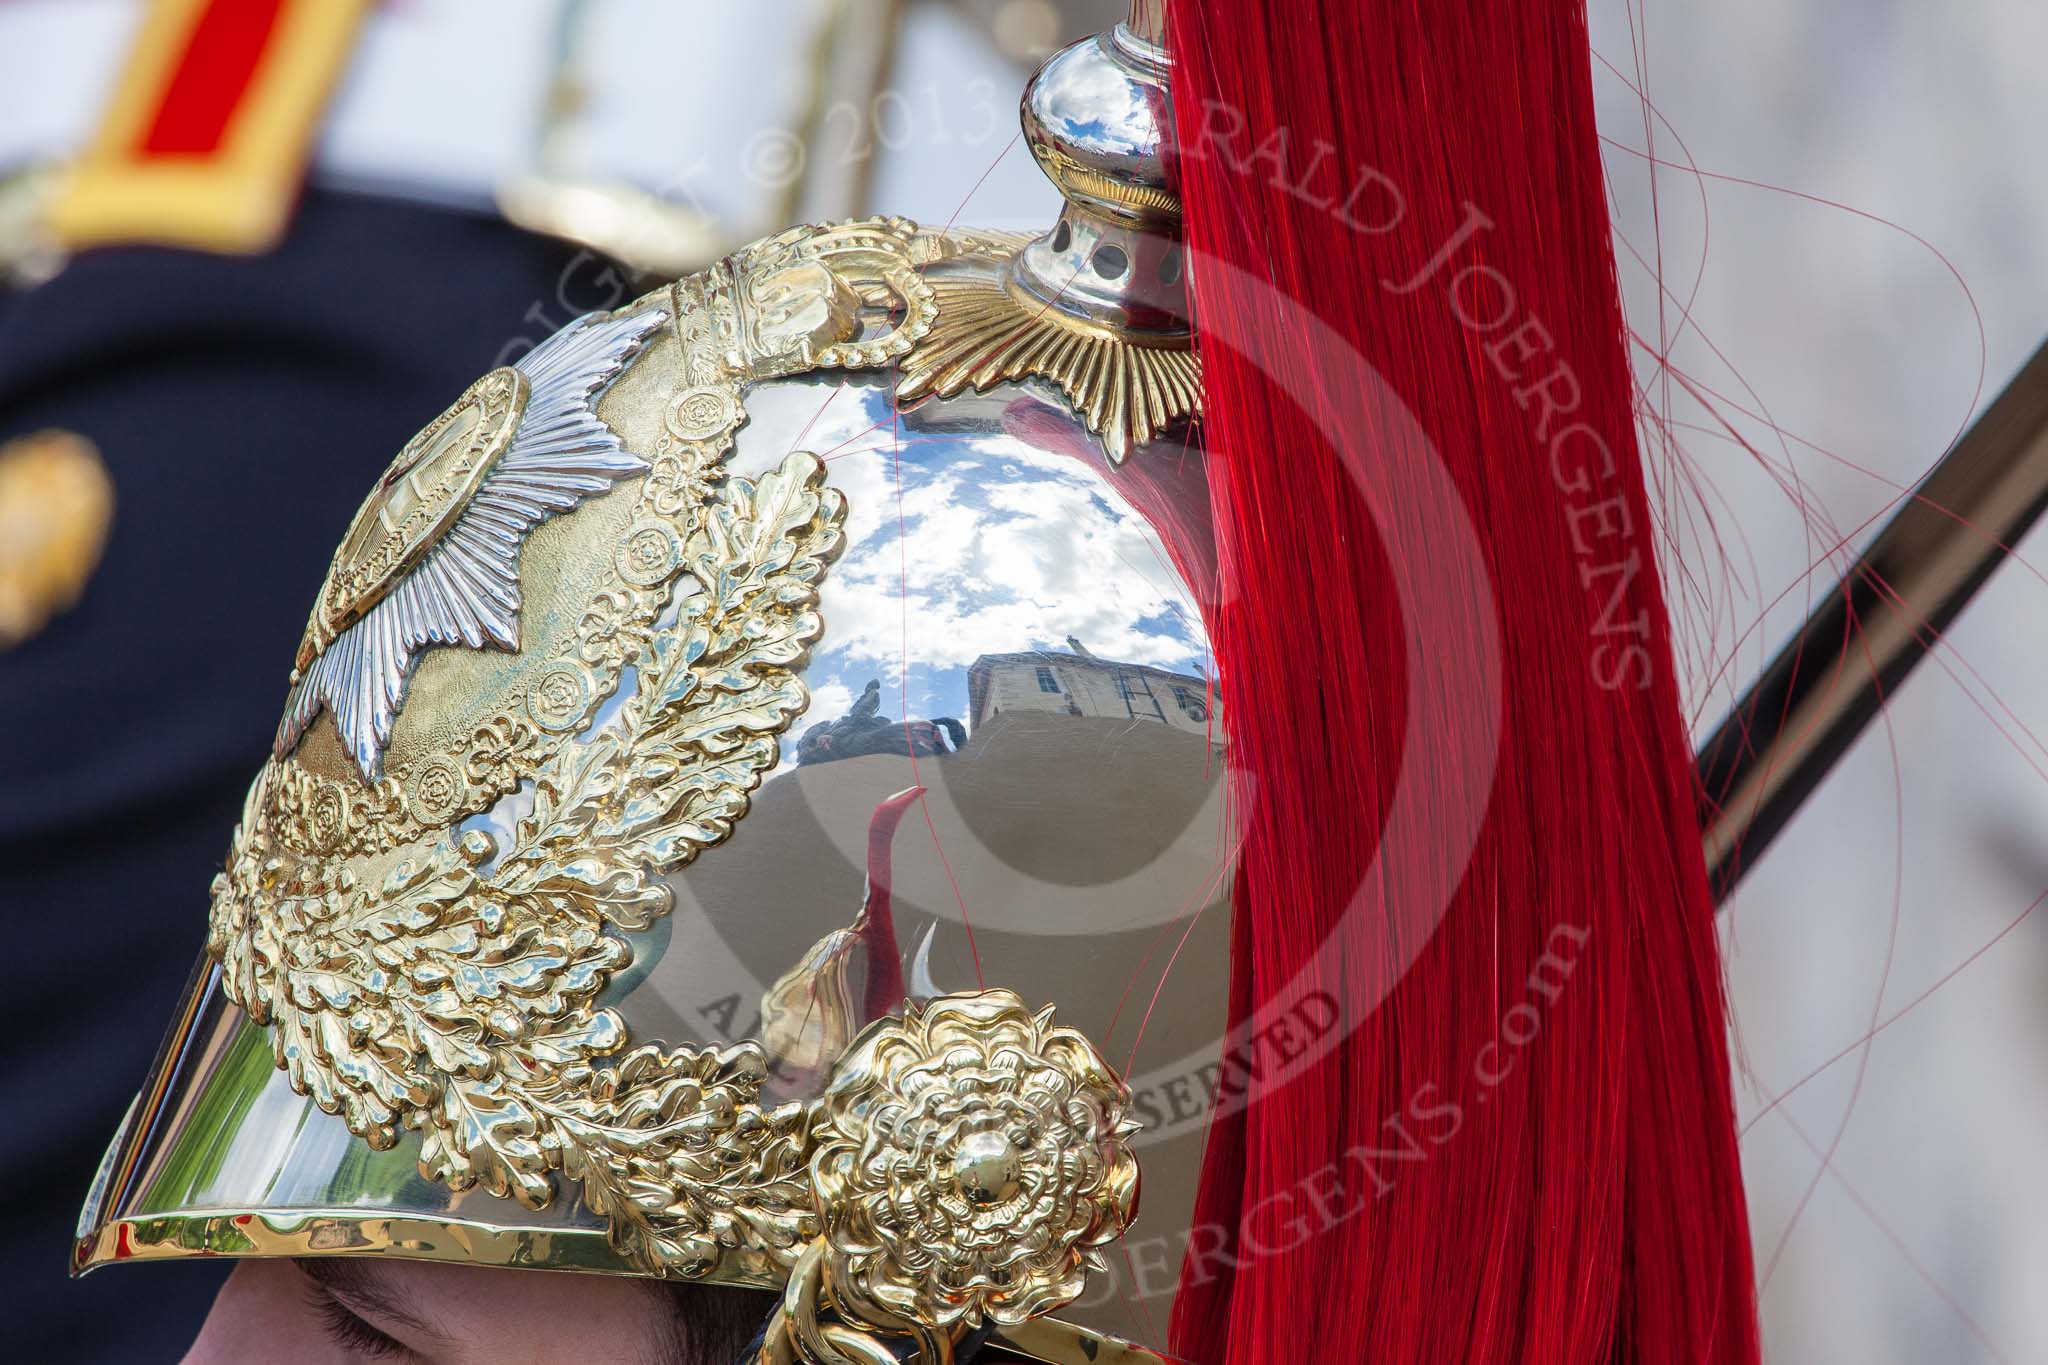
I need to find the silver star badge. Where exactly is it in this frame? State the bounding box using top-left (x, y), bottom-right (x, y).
top-left (278, 307), bottom-right (667, 780)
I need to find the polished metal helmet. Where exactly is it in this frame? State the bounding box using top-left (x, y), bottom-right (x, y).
top-left (75, 13), bottom-right (1225, 1365)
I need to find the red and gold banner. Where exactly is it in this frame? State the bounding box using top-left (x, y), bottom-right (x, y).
top-left (47, 0), bottom-right (371, 256)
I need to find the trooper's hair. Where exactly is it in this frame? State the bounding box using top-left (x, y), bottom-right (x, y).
top-left (648, 1281), bottom-right (778, 1364)
top-left (295, 1257), bottom-right (775, 1362)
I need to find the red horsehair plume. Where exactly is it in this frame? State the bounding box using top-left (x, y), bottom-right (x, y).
top-left (1162, 3), bottom-right (1761, 1361)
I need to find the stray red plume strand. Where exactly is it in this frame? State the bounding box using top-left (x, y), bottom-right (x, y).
top-left (856, 786), bottom-right (924, 1021)
top-left (1164, 3), bottom-right (1761, 1362)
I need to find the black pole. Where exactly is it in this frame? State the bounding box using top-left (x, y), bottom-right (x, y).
top-left (1699, 337), bottom-right (2048, 901)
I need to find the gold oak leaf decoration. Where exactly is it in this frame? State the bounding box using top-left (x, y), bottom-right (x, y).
top-left (208, 449), bottom-right (847, 1277)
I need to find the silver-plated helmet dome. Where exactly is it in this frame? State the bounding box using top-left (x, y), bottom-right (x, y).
top-left (74, 214), bottom-right (1224, 1360)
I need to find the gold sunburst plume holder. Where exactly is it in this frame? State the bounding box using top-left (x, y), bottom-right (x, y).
top-left (899, 0), bottom-right (1196, 462)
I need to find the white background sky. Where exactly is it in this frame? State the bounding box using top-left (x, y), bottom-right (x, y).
top-left (1583, 4), bottom-right (2048, 1361)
